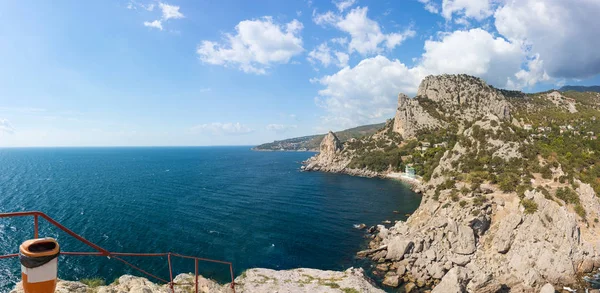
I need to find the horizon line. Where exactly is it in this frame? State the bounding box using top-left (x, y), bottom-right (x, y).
top-left (0, 145), bottom-right (258, 149)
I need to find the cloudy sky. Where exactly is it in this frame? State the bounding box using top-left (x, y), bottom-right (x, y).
top-left (1, 0), bottom-right (600, 147)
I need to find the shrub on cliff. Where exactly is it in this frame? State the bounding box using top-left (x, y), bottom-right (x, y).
top-left (521, 199), bottom-right (538, 214)
top-left (80, 277), bottom-right (105, 288)
top-left (498, 172), bottom-right (520, 192)
top-left (574, 204), bottom-right (587, 219)
top-left (555, 187), bottom-right (579, 204)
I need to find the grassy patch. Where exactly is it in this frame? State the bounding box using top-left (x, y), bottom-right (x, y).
top-left (574, 204), bottom-right (587, 219)
top-left (80, 277), bottom-right (105, 288)
top-left (342, 288), bottom-right (360, 293)
top-left (521, 199), bottom-right (538, 214)
top-left (322, 282), bottom-right (340, 288)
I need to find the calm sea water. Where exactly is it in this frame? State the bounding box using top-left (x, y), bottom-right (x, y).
top-left (0, 147), bottom-right (420, 291)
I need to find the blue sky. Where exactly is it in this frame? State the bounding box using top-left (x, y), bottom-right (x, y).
top-left (1, 0), bottom-right (600, 146)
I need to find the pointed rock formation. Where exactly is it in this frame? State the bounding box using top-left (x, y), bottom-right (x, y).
top-left (319, 131), bottom-right (343, 163)
top-left (302, 130), bottom-right (381, 177)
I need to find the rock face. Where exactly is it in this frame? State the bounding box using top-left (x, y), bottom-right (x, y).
top-left (11, 267), bottom-right (383, 293)
top-left (417, 74), bottom-right (511, 120)
top-left (393, 93), bottom-right (443, 139)
top-left (361, 184), bottom-right (600, 292)
top-left (394, 74), bottom-right (511, 139)
top-left (318, 131), bottom-right (343, 164)
top-left (303, 130), bottom-right (381, 177)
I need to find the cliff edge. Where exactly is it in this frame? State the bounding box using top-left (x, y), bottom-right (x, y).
top-left (11, 267), bottom-right (383, 293)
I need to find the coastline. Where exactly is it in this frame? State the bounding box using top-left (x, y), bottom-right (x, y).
top-left (251, 148), bottom-right (317, 152)
top-left (384, 172), bottom-right (423, 191)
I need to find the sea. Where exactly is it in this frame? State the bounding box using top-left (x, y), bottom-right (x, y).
top-left (0, 147), bottom-right (421, 291)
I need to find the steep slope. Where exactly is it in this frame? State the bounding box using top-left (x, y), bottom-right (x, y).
top-left (253, 122), bottom-right (385, 151)
top-left (304, 74), bottom-right (600, 292)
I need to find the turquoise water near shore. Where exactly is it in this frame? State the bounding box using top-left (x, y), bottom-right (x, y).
top-left (0, 147), bottom-right (420, 290)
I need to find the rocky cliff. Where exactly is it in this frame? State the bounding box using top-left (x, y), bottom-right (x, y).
top-left (303, 130), bottom-right (381, 177)
top-left (11, 267), bottom-right (383, 293)
top-left (304, 74), bottom-right (600, 292)
top-left (394, 75), bottom-right (511, 139)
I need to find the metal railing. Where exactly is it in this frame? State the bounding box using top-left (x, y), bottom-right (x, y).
top-left (0, 211), bottom-right (236, 293)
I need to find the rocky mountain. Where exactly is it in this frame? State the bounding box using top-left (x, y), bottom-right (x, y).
top-left (253, 123), bottom-right (384, 151)
top-left (560, 85), bottom-right (600, 93)
top-left (11, 268), bottom-right (383, 293)
top-left (304, 74), bottom-right (600, 292)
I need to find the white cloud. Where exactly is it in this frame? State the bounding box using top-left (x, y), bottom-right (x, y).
top-left (419, 28), bottom-right (525, 88)
top-left (509, 54), bottom-right (550, 89)
top-left (333, 0), bottom-right (357, 12)
top-left (266, 124), bottom-right (298, 133)
top-left (144, 20), bottom-right (163, 30)
top-left (313, 10), bottom-right (338, 26)
top-left (418, 0), bottom-right (439, 14)
top-left (0, 119), bottom-right (15, 134)
top-left (190, 122), bottom-right (253, 135)
top-left (140, 2), bottom-right (183, 32)
top-left (313, 56), bottom-right (422, 128)
top-left (331, 37), bottom-right (348, 46)
top-left (197, 17), bottom-right (304, 74)
top-left (441, 0), bottom-right (493, 21)
top-left (308, 43), bottom-right (334, 67)
top-left (495, 0), bottom-right (600, 79)
top-left (335, 52), bottom-right (349, 67)
top-left (313, 7), bottom-right (415, 55)
top-left (313, 28), bottom-right (550, 129)
top-left (307, 42), bottom-right (348, 68)
top-left (159, 3), bottom-right (184, 20)
top-left (127, 1), bottom-right (154, 11)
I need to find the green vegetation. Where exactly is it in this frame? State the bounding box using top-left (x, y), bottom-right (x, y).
top-left (560, 85), bottom-right (600, 93)
top-left (574, 204), bottom-right (587, 218)
top-left (80, 277), bottom-right (105, 288)
top-left (555, 187), bottom-right (580, 204)
top-left (450, 189), bottom-right (459, 202)
top-left (521, 199), bottom-right (538, 214)
top-left (341, 288), bottom-right (360, 293)
top-left (322, 282), bottom-right (340, 288)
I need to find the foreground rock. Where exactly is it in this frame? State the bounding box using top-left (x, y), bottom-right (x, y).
top-left (11, 267), bottom-right (383, 293)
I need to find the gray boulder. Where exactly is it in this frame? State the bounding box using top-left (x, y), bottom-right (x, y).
top-left (539, 283), bottom-right (555, 293)
top-left (431, 267), bottom-right (468, 293)
top-left (385, 237), bottom-right (414, 261)
top-left (450, 225), bottom-right (476, 255)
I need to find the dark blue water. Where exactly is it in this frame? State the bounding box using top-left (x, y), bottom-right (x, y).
top-left (0, 147), bottom-right (420, 290)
